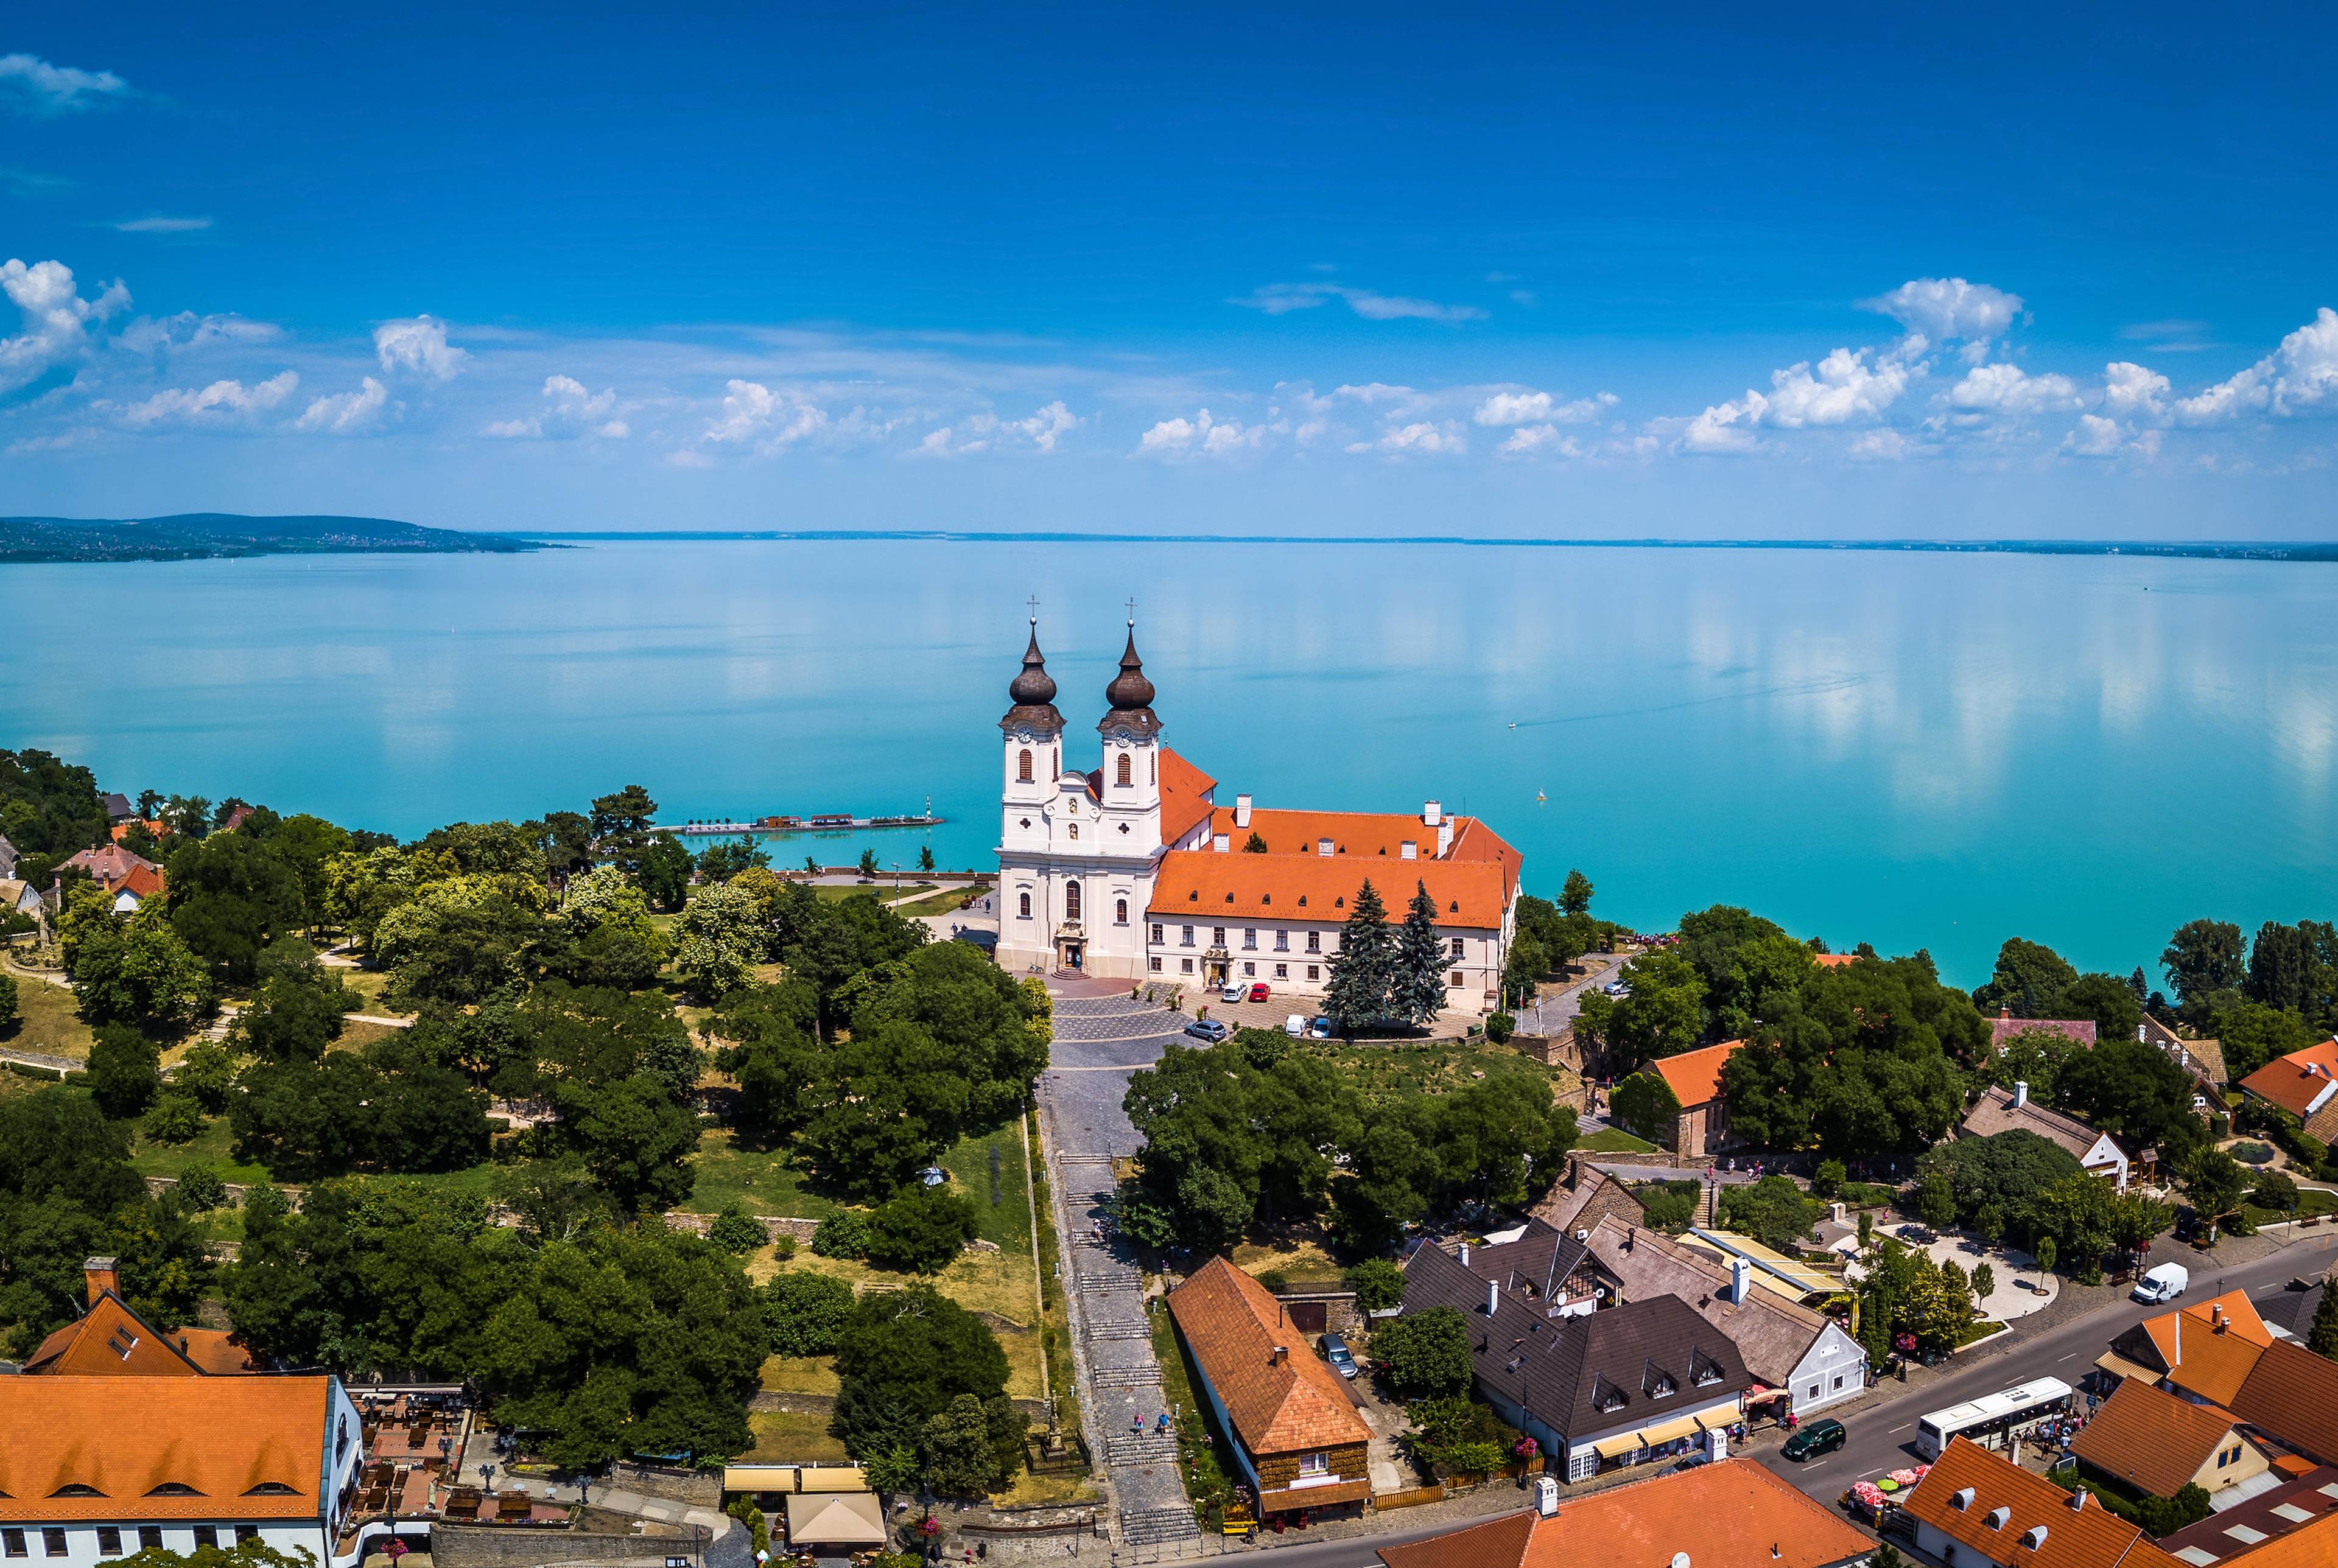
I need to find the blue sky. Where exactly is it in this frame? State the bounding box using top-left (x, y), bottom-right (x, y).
top-left (3, 1), bottom-right (2333, 536)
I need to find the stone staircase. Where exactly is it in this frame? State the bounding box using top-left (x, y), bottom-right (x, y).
top-left (1104, 1430), bottom-right (1181, 1468)
top-left (1090, 1365), bottom-right (1164, 1391)
top-left (1118, 1507), bottom-right (1202, 1547)
top-left (1087, 1317), bottom-right (1153, 1343)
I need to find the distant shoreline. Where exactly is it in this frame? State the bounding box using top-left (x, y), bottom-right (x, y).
top-left (511, 530), bottom-right (2338, 561)
top-left (1, 513), bottom-right (547, 564)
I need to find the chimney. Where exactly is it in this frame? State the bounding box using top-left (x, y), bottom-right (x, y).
top-left (83, 1256), bottom-right (119, 1305)
top-left (1400, 840), bottom-right (1418, 860)
top-left (1438, 818), bottom-right (1453, 856)
top-left (1459, 1242), bottom-right (1471, 1268)
top-left (2068, 1491), bottom-right (2088, 1512)
top-left (1729, 1257), bottom-right (1752, 1304)
top-left (1487, 1278), bottom-right (1502, 1317)
top-left (2013, 1080), bottom-right (2029, 1108)
top-left (1423, 800), bottom-right (1442, 827)
top-left (2214, 1307), bottom-right (2228, 1334)
top-left (1213, 833), bottom-right (1230, 853)
top-left (1533, 1474), bottom-right (1558, 1517)
top-left (1270, 1345), bottom-right (1287, 1365)
top-left (1234, 794), bottom-right (1252, 828)
top-left (2000, 1006), bottom-right (2012, 1019)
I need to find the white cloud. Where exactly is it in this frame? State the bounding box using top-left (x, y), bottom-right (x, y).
top-left (2102, 362), bottom-right (2171, 419)
top-left (113, 215), bottom-right (211, 234)
top-left (1845, 428), bottom-right (1910, 461)
top-left (2062, 414), bottom-right (2126, 458)
top-left (1864, 277), bottom-right (2023, 342)
top-left (702, 379), bottom-right (828, 450)
top-left (1234, 282), bottom-right (1486, 323)
top-left (116, 370), bottom-right (298, 427)
top-left (485, 374), bottom-right (628, 439)
top-left (1497, 424), bottom-right (1581, 458)
top-left (1679, 399), bottom-right (1766, 454)
top-left (1472, 388), bottom-right (1617, 426)
top-left (1947, 362), bottom-right (2081, 415)
top-left (114, 310), bottom-right (281, 355)
top-left (1345, 421), bottom-right (1465, 455)
top-left (373, 315), bottom-right (467, 381)
top-left (295, 376), bottom-right (389, 433)
top-left (0, 54), bottom-right (128, 116)
top-left (1331, 382), bottom-right (1418, 405)
top-left (1682, 346), bottom-right (1909, 452)
top-left (1137, 408), bottom-right (1265, 457)
top-left (1010, 399), bottom-right (1078, 452)
top-left (911, 427), bottom-right (955, 457)
top-left (1, 257), bottom-right (129, 394)
top-left (2173, 307), bottom-right (2338, 423)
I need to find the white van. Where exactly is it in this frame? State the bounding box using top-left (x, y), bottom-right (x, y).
top-left (1284, 1013), bottom-right (1308, 1037)
top-left (2133, 1262), bottom-right (2189, 1303)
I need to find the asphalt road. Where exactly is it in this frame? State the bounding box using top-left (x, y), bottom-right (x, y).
top-left (1754, 1230), bottom-right (2338, 1498)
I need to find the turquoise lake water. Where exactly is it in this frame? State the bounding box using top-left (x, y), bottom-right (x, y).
top-left (4, 539), bottom-right (2334, 987)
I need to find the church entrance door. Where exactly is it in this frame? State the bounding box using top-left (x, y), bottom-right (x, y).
top-left (1059, 939), bottom-right (1085, 970)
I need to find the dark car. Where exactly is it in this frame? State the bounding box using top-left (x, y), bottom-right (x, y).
top-left (1185, 1019), bottom-right (1231, 1042)
top-left (1782, 1418), bottom-right (1847, 1461)
top-left (1319, 1332), bottom-right (1357, 1379)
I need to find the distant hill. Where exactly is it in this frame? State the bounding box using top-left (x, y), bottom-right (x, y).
top-left (0, 513), bottom-right (547, 564)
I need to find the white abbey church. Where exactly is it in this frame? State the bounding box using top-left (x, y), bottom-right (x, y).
top-left (992, 618), bottom-right (1523, 1012)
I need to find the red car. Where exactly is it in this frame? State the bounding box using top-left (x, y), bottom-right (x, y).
top-left (1249, 982), bottom-right (1271, 1003)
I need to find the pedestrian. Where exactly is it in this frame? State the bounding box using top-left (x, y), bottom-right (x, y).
top-left (1131, 1412), bottom-right (1143, 1436)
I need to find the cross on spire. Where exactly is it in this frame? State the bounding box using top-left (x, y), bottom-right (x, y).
top-left (1027, 593), bottom-right (1040, 625)
top-left (1125, 595), bottom-right (1137, 626)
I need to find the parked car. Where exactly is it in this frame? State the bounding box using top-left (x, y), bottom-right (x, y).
top-left (1220, 982), bottom-right (1246, 1003)
top-left (1249, 982), bottom-right (1271, 1003)
top-left (1308, 1015), bottom-right (1335, 1038)
top-left (1184, 1019), bottom-right (1230, 1042)
top-left (1319, 1332), bottom-right (1357, 1378)
top-left (2133, 1262), bottom-right (2189, 1303)
top-left (1782, 1419), bottom-right (1847, 1461)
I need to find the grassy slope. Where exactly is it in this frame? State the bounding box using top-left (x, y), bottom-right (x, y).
top-left (5, 973), bottom-right (99, 1060)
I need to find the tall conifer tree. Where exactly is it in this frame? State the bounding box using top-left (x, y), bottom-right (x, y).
top-left (1323, 880), bottom-right (1395, 1030)
top-left (1391, 880), bottom-right (1449, 1025)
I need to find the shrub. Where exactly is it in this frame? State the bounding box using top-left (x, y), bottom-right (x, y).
top-left (1257, 1269), bottom-right (1291, 1295)
top-left (1812, 1159), bottom-right (1847, 1198)
top-left (2135, 1483), bottom-right (2213, 1537)
top-left (0, 972), bottom-right (16, 1032)
top-left (1400, 1396), bottom-right (1520, 1474)
top-left (773, 1232), bottom-right (798, 1261)
top-left (764, 1271), bottom-right (857, 1357)
top-left (707, 1205), bottom-right (771, 1253)
top-left (812, 1209), bottom-right (872, 1260)
top-left (142, 1091), bottom-right (208, 1144)
top-left (1372, 1306), bottom-right (1475, 1399)
top-left (1637, 1179), bottom-right (1699, 1232)
top-left (1485, 1013), bottom-right (1515, 1044)
top-left (174, 1165), bottom-right (228, 1213)
top-left (1348, 1257), bottom-right (1405, 1312)
top-left (863, 1181), bottom-right (979, 1274)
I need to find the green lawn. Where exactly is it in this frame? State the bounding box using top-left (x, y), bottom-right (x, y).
top-left (811, 882), bottom-right (938, 906)
top-left (131, 1114), bottom-right (274, 1184)
top-left (1297, 1037), bottom-right (1558, 1107)
top-left (939, 1120), bottom-right (1035, 1252)
top-left (683, 1129), bottom-right (850, 1220)
top-left (739, 1409), bottom-right (849, 1465)
top-left (2244, 1187), bottom-right (2338, 1228)
top-left (1576, 1125), bottom-right (1659, 1153)
top-left (4, 972), bottom-right (99, 1061)
top-left (894, 885), bottom-right (986, 917)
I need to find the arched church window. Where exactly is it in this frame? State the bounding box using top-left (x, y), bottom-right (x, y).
top-left (1069, 823), bottom-right (1079, 840)
top-left (1116, 898), bottom-right (1128, 924)
top-left (1117, 754), bottom-right (1132, 787)
top-left (1018, 892), bottom-right (1031, 918)
top-left (1017, 749), bottom-right (1033, 782)
top-left (1065, 881), bottom-right (1082, 920)
top-left (1150, 753), bottom-right (1156, 784)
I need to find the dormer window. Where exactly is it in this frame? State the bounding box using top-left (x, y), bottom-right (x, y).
top-left (107, 1326), bottom-right (139, 1359)
top-left (51, 1485), bottom-right (104, 1498)
top-left (243, 1483), bottom-right (300, 1497)
top-left (1643, 1359), bottom-right (1678, 1399)
top-left (1690, 1346), bottom-right (1726, 1386)
top-left (1591, 1373), bottom-right (1627, 1413)
top-left (147, 1484), bottom-right (204, 1497)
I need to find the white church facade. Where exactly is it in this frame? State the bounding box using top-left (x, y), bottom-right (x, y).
top-left (992, 619), bottom-right (1523, 1012)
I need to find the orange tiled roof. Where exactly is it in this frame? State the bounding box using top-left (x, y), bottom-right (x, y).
top-left (2230, 1340), bottom-right (2338, 1466)
top-left (1149, 850), bottom-right (1511, 930)
top-left (61, 842), bottom-right (163, 894)
top-left (1158, 749), bottom-right (1218, 844)
top-left (1650, 1040), bottom-right (1744, 1110)
top-left (24, 1294), bottom-right (209, 1377)
top-left (1204, 807), bottom-right (1520, 896)
top-left (0, 1375), bottom-right (334, 1521)
top-left (178, 1328), bottom-right (262, 1375)
top-left (2163, 1320), bottom-right (2270, 1409)
top-left (118, 862), bottom-right (167, 900)
top-left (1167, 1257), bottom-right (1371, 1458)
top-left (1377, 1460), bottom-right (1873, 1568)
top-left (2140, 1290), bottom-right (2272, 1381)
top-left (2070, 1379), bottom-right (2244, 1497)
top-left (2239, 1042), bottom-right (2338, 1118)
top-left (1814, 952), bottom-right (1856, 968)
top-left (1901, 1438), bottom-right (2185, 1568)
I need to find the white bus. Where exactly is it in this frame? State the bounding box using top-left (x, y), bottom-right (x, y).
top-left (1914, 1376), bottom-right (2074, 1460)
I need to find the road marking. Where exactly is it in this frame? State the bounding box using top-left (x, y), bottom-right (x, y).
top-left (1888, 1423), bottom-right (1912, 1434)
top-left (2058, 1353), bottom-right (2079, 1362)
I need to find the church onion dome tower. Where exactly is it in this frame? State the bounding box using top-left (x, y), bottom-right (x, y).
top-left (1000, 618), bottom-right (1065, 733)
top-left (1099, 621), bottom-right (1162, 738)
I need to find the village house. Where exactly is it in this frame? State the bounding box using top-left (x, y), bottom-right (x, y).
top-left (1527, 1155), bottom-right (1648, 1240)
top-left (2, 877), bottom-right (45, 924)
top-left (1990, 1009), bottom-right (2099, 1051)
top-left (52, 843), bottom-right (167, 914)
top-left (1165, 1258), bottom-right (1375, 1521)
top-left (0, 831), bottom-right (16, 880)
top-left (1959, 1082), bottom-right (2132, 1189)
top-left (0, 1372), bottom-right (365, 1568)
top-left (1902, 1439), bottom-right (2185, 1568)
top-left (2141, 1012), bottom-right (2227, 1088)
top-left (1374, 1457), bottom-right (1873, 1568)
top-left (2071, 1378), bottom-right (2275, 1506)
top-left (2238, 1041), bottom-right (2338, 1145)
top-left (993, 620), bottom-right (1520, 1010)
top-left (1401, 1235), bottom-right (1752, 1483)
top-left (1645, 1039), bottom-right (1743, 1158)
top-left (2158, 1464), bottom-right (2338, 1566)
top-left (1579, 1216), bottom-right (1869, 1418)
top-left (2102, 1290), bottom-right (2338, 1467)
top-left (24, 1259), bottom-right (259, 1377)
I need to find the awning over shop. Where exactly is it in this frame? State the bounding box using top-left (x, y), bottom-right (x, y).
top-left (1260, 1477), bottom-right (1372, 1513)
top-left (784, 1491), bottom-right (885, 1547)
top-left (1691, 1401), bottom-right (1744, 1430)
top-left (2094, 1351), bottom-right (2160, 1385)
top-left (1592, 1432), bottom-right (1646, 1460)
top-left (1637, 1415), bottom-right (1704, 1446)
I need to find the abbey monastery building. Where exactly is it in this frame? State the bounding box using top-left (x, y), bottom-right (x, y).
top-left (992, 619), bottom-right (1522, 1012)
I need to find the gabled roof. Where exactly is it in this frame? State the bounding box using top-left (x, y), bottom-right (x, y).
top-left (1148, 850), bottom-right (1512, 930)
top-left (2230, 1340), bottom-right (2338, 1466)
top-left (1403, 1238), bottom-right (1753, 1440)
top-left (2239, 1043), bottom-right (2338, 1119)
top-left (1991, 1015), bottom-right (2100, 1048)
top-left (1901, 1438), bottom-right (2185, 1568)
top-left (1529, 1160), bottom-right (1648, 1237)
top-left (1579, 1216), bottom-right (1839, 1390)
top-left (1959, 1086), bottom-right (2119, 1163)
top-left (0, 1376), bottom-right (335, 1521)
top-left (2072, 1379), bottom-right (2247, 1497)
top-left (23, 1289), bottom-right (259, 1378)
top-left (1813, 952), bottom-right (1857, 968)
top-left (2160, 1465), bottom-right (2338, 1566)
top-left (59, 842), bottom-right (163, 894)
top-left (1157, 749), bottom-right (1217, 844)
top-left (1649, 1040), bottom-right (1743, 1110)
top-left (1375, 1460), bottom-right (1873, 1568)
top-left (1167, 1257), bottom-right (1371, 1457)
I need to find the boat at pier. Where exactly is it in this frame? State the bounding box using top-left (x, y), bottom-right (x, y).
top-left (655, 800), bottom-right (943, 836)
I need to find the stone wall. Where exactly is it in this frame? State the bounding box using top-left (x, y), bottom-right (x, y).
top-left (430, 1524), bottom-right (715, 1568)
top-left (608, 1463), bottom-right (720, 1507)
